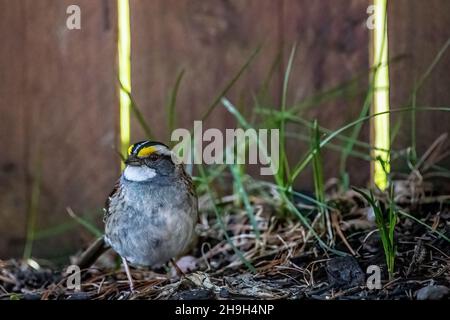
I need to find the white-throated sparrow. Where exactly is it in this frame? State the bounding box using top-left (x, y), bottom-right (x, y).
top-left (77, 140), bottom-right (198, 291)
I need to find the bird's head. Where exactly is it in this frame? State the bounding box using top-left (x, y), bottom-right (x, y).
top-left (124, 140), bottom-right (175, 181)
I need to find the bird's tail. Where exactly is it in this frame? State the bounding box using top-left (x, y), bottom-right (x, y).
top-left (76, 236), bottom-right (110, 270)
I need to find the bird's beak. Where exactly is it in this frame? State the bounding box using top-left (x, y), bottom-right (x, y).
top-left (125, 155), bottom-right (142, 166)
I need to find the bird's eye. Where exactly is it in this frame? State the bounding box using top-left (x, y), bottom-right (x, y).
top-left (149, 153), bottom-right (159, 161)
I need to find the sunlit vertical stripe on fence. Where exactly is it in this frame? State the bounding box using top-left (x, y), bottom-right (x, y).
top-left (118, 0), bottom-right (131, 168)
top-left (372, 0), bottom-right (390, 190)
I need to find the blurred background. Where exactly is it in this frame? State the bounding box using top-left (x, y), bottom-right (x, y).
top-left (0, 0), bottom-right (449, 262)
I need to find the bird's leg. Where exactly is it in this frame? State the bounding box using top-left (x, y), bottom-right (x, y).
top-left (171, 258), bottom-right (198, 287)
top-left (122, 257), bottom-right (135, 292)
top-left (170, 258), bottom-right (186, 277)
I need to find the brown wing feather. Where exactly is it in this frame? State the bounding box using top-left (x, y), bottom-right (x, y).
top-left (178, 164), bottom-right (197, 199)
top-left (103, 179), bottom-right (121, 223)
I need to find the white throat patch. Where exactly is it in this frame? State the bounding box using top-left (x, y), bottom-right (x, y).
top-left (123, 165), bottom-right (156, 181)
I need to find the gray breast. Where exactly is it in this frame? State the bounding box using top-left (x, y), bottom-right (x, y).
top-left (105, 175), bottom-right (197, 267)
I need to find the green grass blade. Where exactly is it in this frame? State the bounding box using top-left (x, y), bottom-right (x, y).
top-left (197, 165), bottom-right (256, 272)
top-left (257, 50), bottom-right (282, 106)
top-left (229, 164), bottom-right (260, 239)
top-left (409, 37), bottom-right (450, 163)
top-left (279, 45), bottom-right (297, 185)
top-left (23, 160), bottom-right (41, 260)
top-left (67, 207), bottom-right (103, 238)
top-left (311, 120), bottom-right (325, 206)
top-left (398, 210), bottom-right (450, 243)
top-left (290, 107), bottom-right (450, 183)
top-left (199, 46), bottom-right (261, 123)
top-left (118, 78), bottom-right (153, 139)
top-left (353, 187), bottom-right (396, 278)
top-left (222, 97), bottom-right (251, 129)
top-left (283, 194), bottom-right (346, 256)
top-left (167, 69), bottom-right (185, 140)
top-left (339, 85), bottom-right (373, 187)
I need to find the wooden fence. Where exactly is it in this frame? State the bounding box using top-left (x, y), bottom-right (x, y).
top-left (0, 0), bottom-right (449, 258)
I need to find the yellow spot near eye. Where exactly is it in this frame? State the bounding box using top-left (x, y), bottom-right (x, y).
top-left (127, 145), bottom-right (134, 156)
top-left (137, 146), bottom-right (157, 158)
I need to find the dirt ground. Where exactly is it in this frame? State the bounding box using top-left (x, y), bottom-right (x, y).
top-left (0, 177), bottom-right (449, 300)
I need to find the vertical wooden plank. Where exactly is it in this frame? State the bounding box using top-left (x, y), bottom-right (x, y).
top-left (26, 0), bottom-right (118, 258)
top-left (129, 0), bottom-right (281, 147)
top-left (0, 1), bottom-right (27, 257)
top-left (281, 0), bottom-right (372, 187)
top-left (0, 0), bottom-right (118, 258)
top-left (389, 0), bottom-right (450, 180)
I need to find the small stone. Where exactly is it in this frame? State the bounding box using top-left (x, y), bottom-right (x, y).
top-left (416, 285), bottom-right (449, 300)
top-left (219, 287), bottom-right (230, 298)
top-left (326, 256), bottom-right (365, 288)
top-left (171, 288), bottom-right (215, 300)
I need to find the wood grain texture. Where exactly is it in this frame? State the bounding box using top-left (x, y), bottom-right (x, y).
top-left (389, 0), bottom-right (450, 181)
top-left (129, 0), bottom-right (281, 141)
top-left (0, 1), bottom-right (28, 257)
top-left (0, 0), bottom-right (118, 258)
top-left (281, 0), bottom-right (372, 187)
